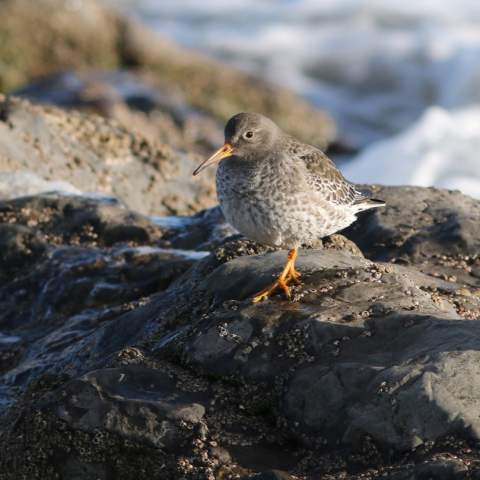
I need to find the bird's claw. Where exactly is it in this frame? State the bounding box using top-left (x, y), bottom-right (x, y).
top-left (290, 270), bottom-right (302, 285)
top-left (252, 279), bottom-right (291, 303)
top-left (252, 248), bottom-right (302, 303)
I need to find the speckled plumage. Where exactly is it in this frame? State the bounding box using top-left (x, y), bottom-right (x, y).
top-left (216, 113), bottom-right (384, 249)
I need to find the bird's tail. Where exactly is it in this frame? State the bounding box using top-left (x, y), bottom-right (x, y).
top-left (354, 197), bottom-right (386, 212)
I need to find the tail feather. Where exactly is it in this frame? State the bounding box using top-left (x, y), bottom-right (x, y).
top-left (353, 197), bottom-right (386, 212)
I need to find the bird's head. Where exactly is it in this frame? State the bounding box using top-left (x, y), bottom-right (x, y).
top-left (192, 112), bottom-right (280, 175)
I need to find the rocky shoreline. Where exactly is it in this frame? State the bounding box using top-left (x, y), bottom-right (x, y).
top-left (1, 0), bottom-right (480, 479)
top-left (1, 184), bottom-right (480, 479)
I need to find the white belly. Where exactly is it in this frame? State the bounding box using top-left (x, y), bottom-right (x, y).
top-left (219, 191), bottom-right (357, 249)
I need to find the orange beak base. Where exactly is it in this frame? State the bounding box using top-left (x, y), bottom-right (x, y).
top-left (192, 143), bottom-right (233, 176)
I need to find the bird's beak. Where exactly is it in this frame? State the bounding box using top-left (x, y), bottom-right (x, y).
top-left (192, 143), bottom-right (233, 176)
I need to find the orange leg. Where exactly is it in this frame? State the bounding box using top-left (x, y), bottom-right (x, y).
top-left (252, 248), bottom-right (302, 303)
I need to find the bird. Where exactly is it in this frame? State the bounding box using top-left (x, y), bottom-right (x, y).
top-left (192, 112), bottom-right (385, 303)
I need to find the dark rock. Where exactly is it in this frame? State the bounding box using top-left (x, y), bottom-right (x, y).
top-left (46, 366), bottom-right (209, 451)
top-left (59, 458), bottom-right (108, 480)
top-left (0, 333), bottom-right (22, 375)
top-left (210, 446), bottom-right (232, 465)
top-left (0, 223), bottom-right (46, 272)
top-left (345, 186), bottom-right (480, 286)
top-left (0, 194), bottom-right (163, 248)
top-left (388, 458), bottom-right (468, 480)
top-left (0, 194), bottom-right (199, 401)
top-left (1, 186), bottom-right (480, 479)
top-left (155, 205), bottom-right (236, 251)
top-left (243, 470), bottom-right (295, 480)
top-left (0, 95), bottom-right (12, 123)
top-left (413, 459), bottom-right (468, 480)
top-left (166, 247), bottom-right (480, 451)
top-left (0, 361), bottom-right (296, 479)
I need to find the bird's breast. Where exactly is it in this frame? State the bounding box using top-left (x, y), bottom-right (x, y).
top-left (216, 159), bottom-right (308, 247)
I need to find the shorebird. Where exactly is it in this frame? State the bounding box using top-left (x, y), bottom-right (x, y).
top-left (193, 112), bottom-right (384, 302)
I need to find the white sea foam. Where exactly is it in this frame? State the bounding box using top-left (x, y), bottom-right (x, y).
top-left (0, 172), bottom-right (82, 199)
top-left (343, 106), bottom-right (480, 199)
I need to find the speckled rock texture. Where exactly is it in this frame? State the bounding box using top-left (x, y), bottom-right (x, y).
top-left (345, 185), bottom-right (480, 288)
top-left (1, 187), bottom-right (480, 479)
top-left (0, 94), bottom-right (217, 215)
top-left (14, 70), bottom-right (226, 157)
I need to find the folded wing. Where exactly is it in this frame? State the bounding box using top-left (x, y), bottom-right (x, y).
top-left (292, 143), bottom-right (385, 211)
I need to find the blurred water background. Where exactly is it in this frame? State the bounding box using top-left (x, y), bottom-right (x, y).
top-left (107, 0), bottom-right (480, 198)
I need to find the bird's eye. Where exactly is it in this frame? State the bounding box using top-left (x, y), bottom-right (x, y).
top-left (244, 131), bottom-right (254, 140)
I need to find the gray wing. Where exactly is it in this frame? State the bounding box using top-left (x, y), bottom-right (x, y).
top-left (291, 143), bottom-right (364, 206)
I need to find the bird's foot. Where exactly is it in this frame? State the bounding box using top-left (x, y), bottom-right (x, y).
top-left (252, 248), bottom-right (302, 303)
top-left (290, 268), bottom-right (302, 285)
top-left (252, 277), bottom-right (291, 303)
top-left (252, 269), bottom-right (302, 303)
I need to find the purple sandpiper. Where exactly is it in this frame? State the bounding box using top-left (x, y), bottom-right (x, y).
top-left (193, 112), bottom-right (385, 302)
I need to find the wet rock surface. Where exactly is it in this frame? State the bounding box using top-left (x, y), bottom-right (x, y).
top-left (49, 366), bottom-right (209, 451)
top-left (0, 194), bottom-right (200, 402)
top-left (1, 187), bottom-right (480, 478)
